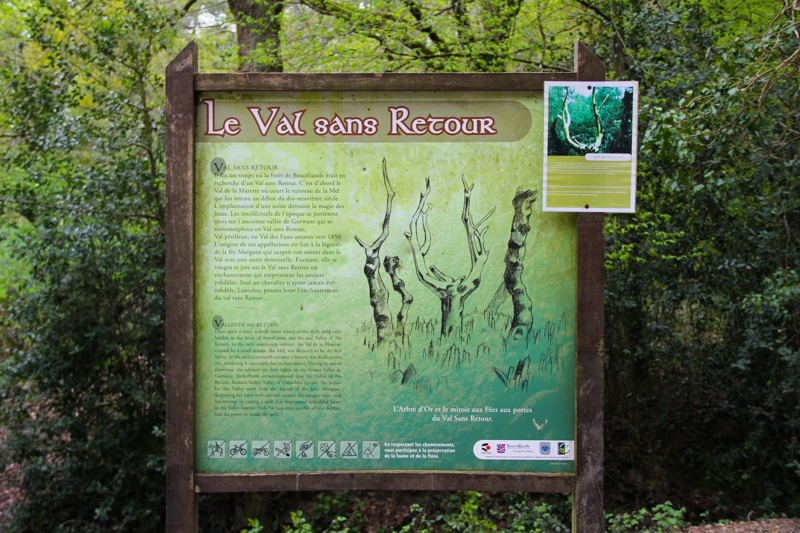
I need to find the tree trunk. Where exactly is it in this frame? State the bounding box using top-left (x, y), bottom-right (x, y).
top-left (559, 86), bottom-right (606, 154)
top-left (504, 188), bottom-right (537, 340)
top-left (406, 177), bottom-right (494, 339)
top-left (384, 256), bottom-right (413, 344)
top-left (228, 0), bottom-right (284, 72)
top-left (355, 159), bottom-right (396, 348)
top-left (365, 254), bottom-right (394, 346)
top-left (440, 294), bottom-right (464, 338)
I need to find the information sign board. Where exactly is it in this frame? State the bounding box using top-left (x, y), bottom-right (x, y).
top-left (165, 41), bottom-right (606, 533)
top-left (195, 92), bottom-right (576, 474)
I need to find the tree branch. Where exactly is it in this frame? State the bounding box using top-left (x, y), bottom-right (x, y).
top-left (573, 0), bottom-right (612, 22)
top-left (401, 0), bottom-right (447, 46)
top-left (458, 176), bottom-right (494, 299)
top-left (504, 188), bottom-right (537, 341)
top-left (355, 157), bottom-right (395, 255)
top-left (299, 0), bottom-right (442, 61)
top-left (354, 158), bottom-right (396, 347)
top-left (559, 87), bottom-right (604, 153)
top-left (384, 256), bottom-right (413, 343)
top-left (405, 178), bottom-right (449, 295)
top-left (450, 0), bottom-right (475, 48)
top-left (0, 197), bottom-right (161, 222)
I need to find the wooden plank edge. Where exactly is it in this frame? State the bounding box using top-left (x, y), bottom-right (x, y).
top-left (195, 472), bottom-right (574, 493)
top-left (574, 211), bottom-right (605, 533)
top-left (573, 39), bottom-right (606, 533)
top-left (165, 41), bottom-right (199, 533)
top-left (574, 42), bottom-right (606, 83)
top-left (195, 72), bottom-right (578, 92)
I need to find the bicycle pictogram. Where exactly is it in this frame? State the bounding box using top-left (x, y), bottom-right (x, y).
top-left (230, 442), bottom-right (247, 458)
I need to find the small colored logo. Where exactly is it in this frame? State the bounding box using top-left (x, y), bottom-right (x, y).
top-left (540, 442), bottom-right (551, 455)
top-left (481, 443), bottom-right (491, 452)
top-left (558, 442), bottom-right (566, 455)
top-left (497, 443), bottom-right (506, 454)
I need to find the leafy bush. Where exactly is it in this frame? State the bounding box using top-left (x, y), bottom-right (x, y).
top-left (580, 0), bottom-right (800, 518)
top-left (500, 497), bottom-right (570, 533)
top-left (278, 493), bottom-right (571, 533)
top-left (606, 502), bottom-right (687, 533)
top-left (0, 0), bottom-right (177, 530)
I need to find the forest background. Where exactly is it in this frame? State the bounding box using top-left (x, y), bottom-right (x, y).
top-left (0, 0), bottom-right (797, 531)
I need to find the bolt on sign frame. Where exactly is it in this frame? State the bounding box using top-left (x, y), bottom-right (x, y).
top-left (166, 41), bottom-right (605, 533)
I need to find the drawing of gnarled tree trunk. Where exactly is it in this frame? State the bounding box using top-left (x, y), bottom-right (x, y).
top-left (384, 256), bottom-right (413, 344)
top-left (354, 158), bottom-right (397, 348)
top-left (559, 86), bottom-right (609, 154)
top-left (486, 188), bottom-right (537, 338)
top-left (504, 188), bottom-right (537, 340)
top-left (405, 177), bottom-right (495, 338)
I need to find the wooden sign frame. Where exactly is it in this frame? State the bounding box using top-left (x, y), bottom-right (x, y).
top-left (165, 41), bottom-right (604, 533)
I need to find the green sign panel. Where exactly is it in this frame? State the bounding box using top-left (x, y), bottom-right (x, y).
top-left (194, 91), bottom-right (576, 473)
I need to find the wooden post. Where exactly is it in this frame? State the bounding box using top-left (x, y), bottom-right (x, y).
top-left (573, 41), bottom-right (606, 533)
top-left (166, 41), bottom-right (199, 533)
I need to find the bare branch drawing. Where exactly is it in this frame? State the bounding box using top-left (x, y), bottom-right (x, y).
top-left (504, 188), bottom-right (537, 341)
top-left (384, 256), bottom-right (413, 344)
top-left (405, 176), bottom-right (495, 338)
top-left (355, 158), bottom-right (395, 347)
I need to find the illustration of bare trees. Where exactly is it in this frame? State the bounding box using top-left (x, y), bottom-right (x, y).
top-left (354, 159), bottom-right (412, 348)
top-left (558, 86), bottom-right (609, 154)
top-left (405, 176), bottom-right (495, 338)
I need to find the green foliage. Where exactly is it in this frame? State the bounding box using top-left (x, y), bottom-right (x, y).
top-left (0, 0), bottom-right (796, 527)
top-left (0, 0), bottom-right (179, 530)
top-left (273, 0), bottom-right (580, 72)
top-left (590, 0), bottom-right (800, 518)
top-left (277, 495), bottom-right (364, 533)
top-left (310, 492), bottom-right (365, 532)
top-left (439, 492), bottom-right (497, 533)
top-left (190, 0), bottom-right (580, 74)
top-left (394, 503), bottom-right (440, 533)
top-left (605, 502), bottom-right (688, 533)
top-left (272, 493), bottom-right (570, 533)
top-left (498, 495), bottom-right (570, 533)
top-left (391, 493), bottom-right (570, 533)
top-left (285, 511), bottom-right (315, 533)
top-left (245, 518), bottom-right (267, 533)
